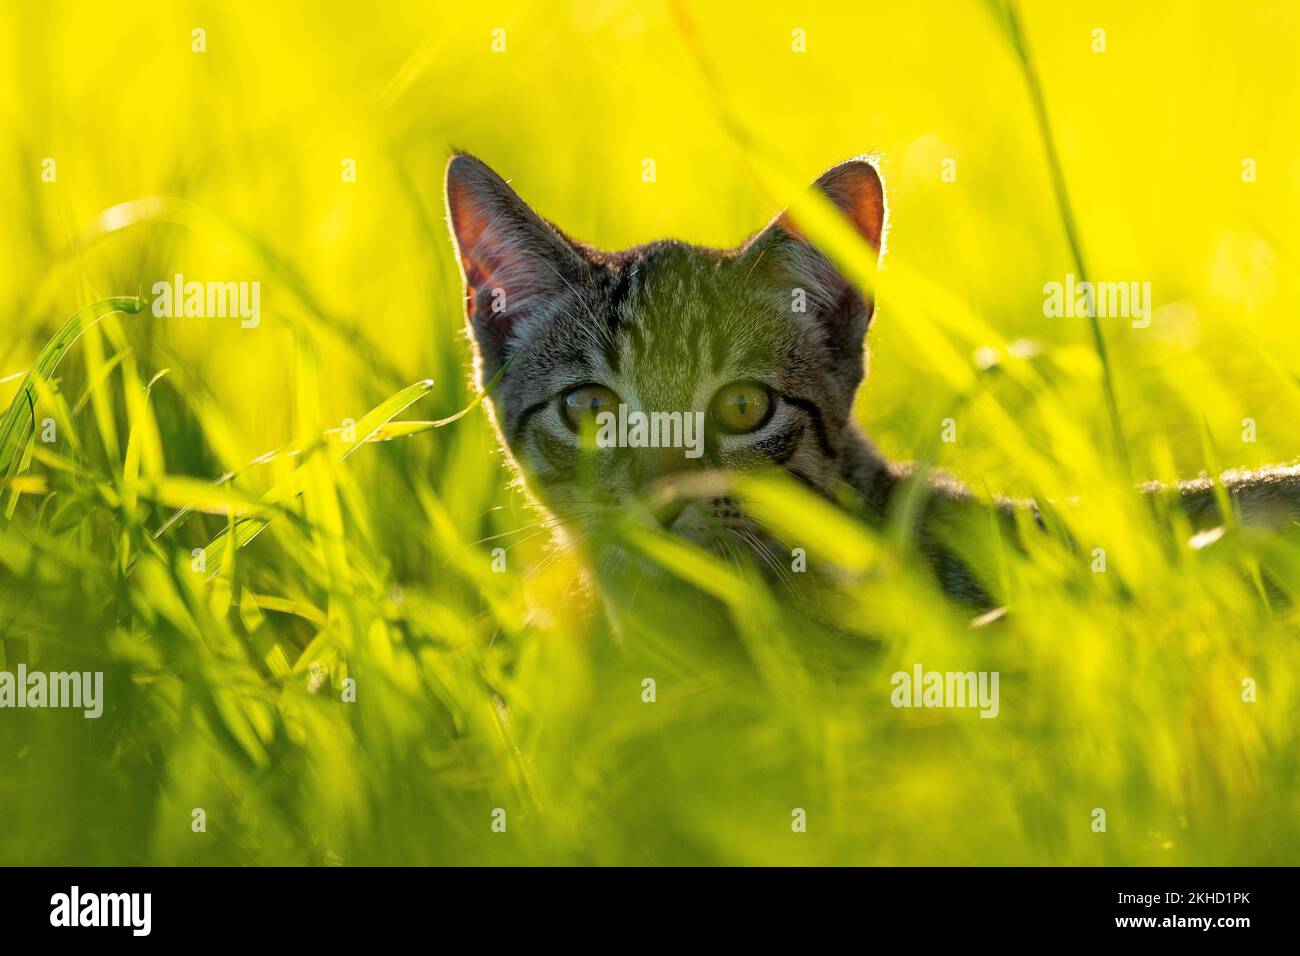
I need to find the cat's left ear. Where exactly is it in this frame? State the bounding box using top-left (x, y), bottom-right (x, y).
top-left (445, 154), bottom-right (587, 378)
top-left (743, 158), bottom-right (886, 340)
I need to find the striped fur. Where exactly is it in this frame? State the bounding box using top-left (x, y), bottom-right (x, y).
top-left (445, 154), bottom-right (1300, 603)
top-left (445, 154), bottom-right (891, 571)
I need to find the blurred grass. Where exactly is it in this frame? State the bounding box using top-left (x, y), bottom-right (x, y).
top-left (1, 0), bottom-right (1298, 865)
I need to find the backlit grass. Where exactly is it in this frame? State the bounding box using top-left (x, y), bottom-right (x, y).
top-left (1, 0), bottom-right (1298, 865)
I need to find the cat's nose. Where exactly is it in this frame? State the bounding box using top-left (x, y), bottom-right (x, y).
top-left (652, 497), bottom-right (688, 529)
top-left (634, 446), bottom-right (688, 488)
top-left (636, 447), bottom-right (696, 528)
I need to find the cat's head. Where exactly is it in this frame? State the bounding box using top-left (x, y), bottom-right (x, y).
top-left (445, 154), bottom-right (885, 566)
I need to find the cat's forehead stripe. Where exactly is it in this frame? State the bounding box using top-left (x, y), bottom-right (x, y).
top-left (611, 245), bottom-right (729, 403)
top-left (598, 263), bottom-right (635, 374)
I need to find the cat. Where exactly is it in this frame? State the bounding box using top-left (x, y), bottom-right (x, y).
top-left (445, 152), bottom-right (1300, 603)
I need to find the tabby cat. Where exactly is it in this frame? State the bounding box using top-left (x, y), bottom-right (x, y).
top-left (445, 153), bottom-right (1300, 602)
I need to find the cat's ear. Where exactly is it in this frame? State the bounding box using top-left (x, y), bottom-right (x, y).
top-left (784, 158), bottom-right (885, 249)
top-left (743, 158), bottom-right (886, 343)
top-left (445, 154), bottom-right (585, 375)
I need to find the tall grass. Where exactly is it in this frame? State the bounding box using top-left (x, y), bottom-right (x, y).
top-left (1, 0), bottom-right (1298, 865)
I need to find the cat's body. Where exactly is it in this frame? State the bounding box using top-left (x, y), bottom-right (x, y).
top-left (445, 153), bottom-right (1300, 603)
top-left (839, 419), bottom-right (1300, 602)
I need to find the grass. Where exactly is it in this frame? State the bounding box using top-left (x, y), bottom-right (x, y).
top-left (1, 0), bottom-right (1299, 865)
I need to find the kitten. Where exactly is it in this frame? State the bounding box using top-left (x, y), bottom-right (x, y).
top-left (445, 153), bottom-right (1300, 601)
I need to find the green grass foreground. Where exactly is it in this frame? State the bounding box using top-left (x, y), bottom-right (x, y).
top-left (1, 0), bottom-right (1298, 865)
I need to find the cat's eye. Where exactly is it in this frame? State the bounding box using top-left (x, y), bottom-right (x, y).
top-left (560, 384), bottom-right (620, 433)
top-left (710, 382), bottom-right (773, 434)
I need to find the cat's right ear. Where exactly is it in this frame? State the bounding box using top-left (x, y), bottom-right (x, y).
top-left (741, 158), bottom-right (886, 348)
top-left (445, 154), bottom-right (584, 376)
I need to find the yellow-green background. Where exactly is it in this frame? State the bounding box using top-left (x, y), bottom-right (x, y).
top-left (1, 0), bottom-right (1297, 865)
